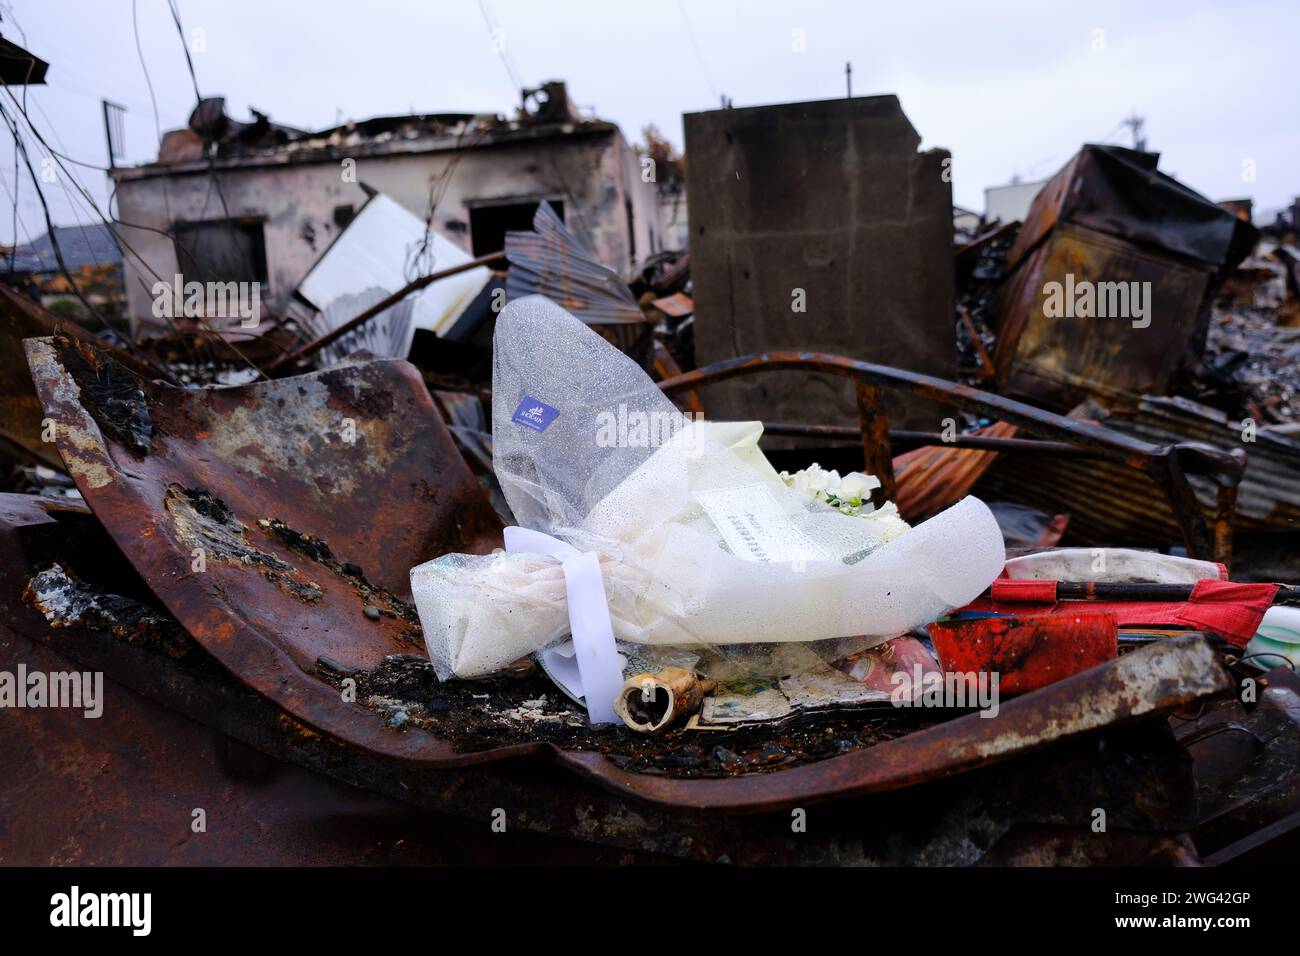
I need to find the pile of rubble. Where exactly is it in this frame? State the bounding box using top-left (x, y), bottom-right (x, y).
top-left (3, 103), bottom-right (1300, 867)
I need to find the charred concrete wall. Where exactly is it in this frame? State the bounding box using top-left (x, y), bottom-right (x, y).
top-left (684, 95), bottom-right (955, 431)
top-left (112, 126), bottom-right (663, 336)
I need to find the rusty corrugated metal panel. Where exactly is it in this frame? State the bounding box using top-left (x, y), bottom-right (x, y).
top-left (505, 202), bottom-right (646, 325)
top-left (893, 421), bottom-right (1019, 521)
top-left (1108, 396), bottom-right (1300, 531)
top-left (978, 452), bottom-right (1180, 550)
top-left (651, 292), bottom-right (693, 318)
top-left (978, 394), bottom-right (1300, 548)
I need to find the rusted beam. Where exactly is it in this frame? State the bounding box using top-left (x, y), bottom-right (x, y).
top-left (557, 633), bottom-right (1232, 812)
top-left (761, 424), bottom-right (1100, 457)
top-left (659, 352), bottom-right (1245, 562)
top-left (855, 379), bottom-right (895, 502)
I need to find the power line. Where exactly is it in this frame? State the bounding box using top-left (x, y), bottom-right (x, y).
top-left (0, 83), bottom-right (238, 372)
top-left (163, 0), bottom-right (264, 379)
top-left (477, 0), bottom-right (523, 97)
top-left (0, 96), bottom-right (125, 344)
top-left (677, 1), bottom-right (721, 104)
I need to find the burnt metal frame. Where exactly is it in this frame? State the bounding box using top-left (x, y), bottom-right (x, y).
top-left (659, 352), bottom-right (1245, 566)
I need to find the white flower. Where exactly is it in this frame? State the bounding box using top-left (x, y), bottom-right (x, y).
top-left (836, 471), bottom-right (880, 503)
top-left (789, 462), bottom-right (830, 496)
top-left (781, 463), bottom-right (904, 524)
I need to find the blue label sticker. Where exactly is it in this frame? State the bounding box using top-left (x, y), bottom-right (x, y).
top-left (512, 395), bottom-right (559, 432)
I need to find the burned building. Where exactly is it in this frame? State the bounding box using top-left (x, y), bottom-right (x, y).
top-left (109, 82), bottom-right (665, 337)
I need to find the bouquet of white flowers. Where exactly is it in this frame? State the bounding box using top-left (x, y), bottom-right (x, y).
top-left (410, 296), bottom-right (1006, 720)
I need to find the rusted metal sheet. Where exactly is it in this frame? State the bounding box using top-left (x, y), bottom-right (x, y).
top-left (893, 421), bottom-right (1019, 521)
top-left (0, 463), bottom-right (1236, 825)
top-left (1175, 668), bottom-right (1300, 864)
top-left (8, 333), bottom-right (1248, 822)
top-left (994, 224), bottom-right (1216, 408)
top-left (2, 626), bottom-right (660, 865)
top-left (1107, 396), bottom-right (1300, 532)
top-left (1004, 146), bottom-right (1256, 277)
top-left (0, 498), bottom-right (664, 865)
top-left (557, 632), bottom-right (1231, 811)
top-left (650, 292), bottom-right (693, 318)
top-left (979, 394), bottom-right (1300, 551)
top-left (25, 335), bottom-right (504, 764)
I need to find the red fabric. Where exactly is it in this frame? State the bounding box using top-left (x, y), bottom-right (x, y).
top-left (965, 578), bottom-right (1277, 647)
top-left (989, 579), bottom-right (1058, 603)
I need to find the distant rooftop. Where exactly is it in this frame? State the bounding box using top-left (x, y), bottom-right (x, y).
top-left (1, 223), bottom-right (122, 275)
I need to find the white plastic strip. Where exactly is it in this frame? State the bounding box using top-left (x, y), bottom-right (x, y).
top-left (502, 526), bottom-right (622, 724)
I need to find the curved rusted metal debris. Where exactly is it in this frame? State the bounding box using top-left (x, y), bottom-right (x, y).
top-left (1, 495), bottom-right (1218, 862)
top-left (24, 334), bottom-right (504, 762)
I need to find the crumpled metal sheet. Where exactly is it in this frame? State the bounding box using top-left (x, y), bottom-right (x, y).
top-left (0, 493), bottom-right (1203, 863)
top-left (1006, 145), bottom-right (1258, 274)
top-left (24, 334), bottom-right (503, 761)
top-left (505, 202), bottom-right (645, 325)
top-left (993, 145), bottom-right (1261, 411)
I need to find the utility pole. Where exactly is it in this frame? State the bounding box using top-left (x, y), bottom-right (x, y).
top-left (1122, 111), bottom-right (1147, 151)
top-left (102, 100), bottom-right (126, 169)
top-left (846, 61), bottom-right (852, 98)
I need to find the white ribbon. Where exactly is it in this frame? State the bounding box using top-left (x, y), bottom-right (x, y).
top-left (502, 526), bottom-right (623, 725)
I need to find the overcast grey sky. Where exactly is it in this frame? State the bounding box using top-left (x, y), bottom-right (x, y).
top-left (1, 0), bottom-right (1296, 246)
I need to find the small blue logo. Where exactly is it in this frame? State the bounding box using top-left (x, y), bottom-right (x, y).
top-left (512, 395), bottom-right (559, 432)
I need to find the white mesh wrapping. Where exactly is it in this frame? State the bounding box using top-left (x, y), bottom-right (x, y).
top-left (412, 295), bottom-right (1007, 679)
